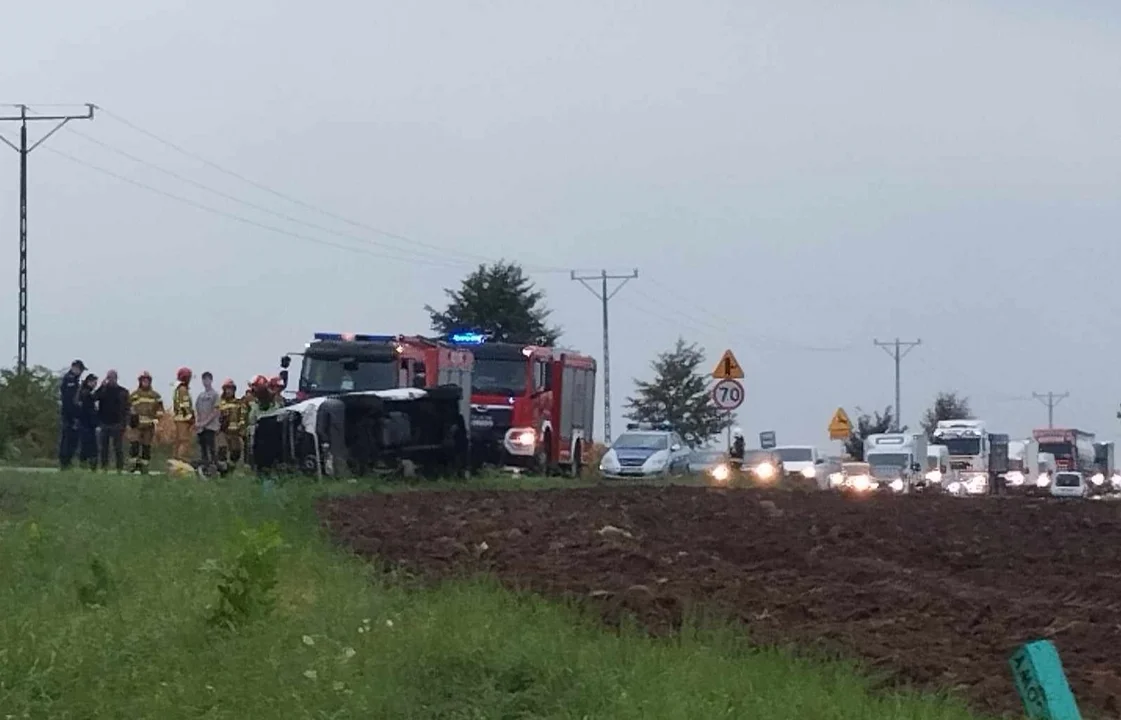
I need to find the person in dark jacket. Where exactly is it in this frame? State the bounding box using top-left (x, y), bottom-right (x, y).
top-left (94, 369), bottom-right (130, 472)
top-left (58, 359), bottom-right (86, 469)
top-left (76, 373), bottom-right (100, 471)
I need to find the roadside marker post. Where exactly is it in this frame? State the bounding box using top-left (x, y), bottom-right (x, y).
top-left (1009, 639), bottom-right (1082, 720)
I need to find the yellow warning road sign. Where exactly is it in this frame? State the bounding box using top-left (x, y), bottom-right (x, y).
top-left (711, 349), bottom-right (744, 380)
top-left (828, 407), bottom-right (852, 440)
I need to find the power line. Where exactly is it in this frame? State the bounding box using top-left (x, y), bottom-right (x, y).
top-left (873, 337), bottom-right (921, 431)
top-left (41, 145), bottom-right (472, 270)
top-left (0, 103), bottom-right (95, 371)
top-left (94, 106), bottom-right (570, 274)
top-left (60, 127), bottom-right (475, 268)
top-left (571, 269), bottom-right (639, 442)
top-left (1033, 391), bottom-right (1068, 428)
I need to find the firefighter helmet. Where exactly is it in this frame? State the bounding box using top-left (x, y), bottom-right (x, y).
top-left (251, 374), bottom-right (269, 388)
top-left (221, 378), bottom-right (236, 390)
top-left (268, 375), bottom-right (284, 389)
top-left (176, 366), bottom-right (192, 382)
top-left (138, 370), bottom-right (152, 381)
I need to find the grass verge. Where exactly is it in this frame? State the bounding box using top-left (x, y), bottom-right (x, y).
top-left (0, 471), bottom-right (989, 719)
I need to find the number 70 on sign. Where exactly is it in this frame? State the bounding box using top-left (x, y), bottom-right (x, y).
top-left (712, 379), bottom-right (745, 411)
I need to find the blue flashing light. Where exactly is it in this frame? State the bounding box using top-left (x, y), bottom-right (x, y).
top-left (313, 332), bottom-right (396, 342)
top-left (449, 331), bottom-right (487, 345)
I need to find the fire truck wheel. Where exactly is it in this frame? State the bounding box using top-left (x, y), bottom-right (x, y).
top-left (533, 433), bottom-right (552, 476)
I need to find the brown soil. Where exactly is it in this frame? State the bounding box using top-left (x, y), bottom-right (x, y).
top-left (319, 485), bottom-right (1121, 718)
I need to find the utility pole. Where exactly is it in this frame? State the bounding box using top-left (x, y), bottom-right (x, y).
top-left (0, 104), bottom-right (95, 372)
top-left (873, 337), bottom-right (921, 431)
top-left (1033, 391), bottom-right (1068, 428)
top-left (571, 269), bottom-right (638, 443)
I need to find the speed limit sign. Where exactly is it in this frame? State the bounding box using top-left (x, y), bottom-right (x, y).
top-left (711, 379), bottom-right (745, 411)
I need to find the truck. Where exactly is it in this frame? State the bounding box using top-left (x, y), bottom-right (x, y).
top-left (1092, 441), bottom-right (1116, 490)
top-left (1031, 427), bottom-right (1096, 475)
top-left (1005, 439), bottom-right (1042, 488)
top-left (988, 433), bottom-right (1009, 495)
top-left (445, 332), bottom-right (597, 476)
top-left (265, 332), bottom-right (475, 478)
top-left (863, 433), bottom-right (927, 493)
top-left (931, 420), bottom-right (991, 490)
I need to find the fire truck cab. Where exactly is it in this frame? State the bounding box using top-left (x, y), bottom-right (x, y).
top-left (447, 332), bottom-right (596, 475)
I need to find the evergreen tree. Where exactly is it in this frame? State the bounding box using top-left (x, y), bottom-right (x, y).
top-left (426, 261), bottom-right (561, 345)
top-left (624, 338), bottom-right (730, 448)
top-left (920, 391), bottom-right (972, 440)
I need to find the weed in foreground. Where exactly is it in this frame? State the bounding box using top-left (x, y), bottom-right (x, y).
top-left (203, 520), bottom-right (285, 630)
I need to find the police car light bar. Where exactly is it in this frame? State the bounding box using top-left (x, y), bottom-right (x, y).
top-left (448, 331), bottom-right (487, 345)
top-left (313, 332), bottom-right (397, 342)
top-left (625, 422), bottom-right (673, 431)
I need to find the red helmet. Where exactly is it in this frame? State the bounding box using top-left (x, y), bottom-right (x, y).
top-left (176, 366), bottom-right (192, 382)
top-left (221, 378), bottom-right (236, 390)
top-left (251, 374), bottom-right (269, 388)
top-left (268, 375), bottom-right (284, 389)
top-left (138, 370), bottom-right (152, 381)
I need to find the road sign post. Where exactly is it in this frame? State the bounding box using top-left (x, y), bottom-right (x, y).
top-left (712, 379), bottom-right (745, 411)
top-left (711, 349), bottom-right (744, 380)
top-left (829, 407), bottom-right (853, 460)
top-left (712, 350), bottom-right (745, 452)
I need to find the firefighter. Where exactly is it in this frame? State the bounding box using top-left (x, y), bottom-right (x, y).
top-left (216, 378), bottom-right (245, 475)
top-left (247, 375), bottom-right (285, 475)
top-left (128, 371), bottom-right (165, 474)
top-left (242, 376), bottom-right (263, 469)
top-left (268, 375), bottom-right (286, 407)
top-left (171, 367), bottom-right (196, 462)
top-left (730, 427), bottom-right (746, 470)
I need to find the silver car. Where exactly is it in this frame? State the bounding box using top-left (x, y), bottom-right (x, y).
top-left (688, 449), bottom-right (727, 474)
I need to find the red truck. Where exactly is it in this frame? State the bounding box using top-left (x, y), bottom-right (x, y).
top-left (446, 332), bottom-right (597, 475)
top-left (1031, 427), bottom-right (1096, 474)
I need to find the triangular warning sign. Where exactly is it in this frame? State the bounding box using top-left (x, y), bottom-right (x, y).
top-left (711, 349), bottom-right (744, 380)
top-left (828, 407), bottom-right (852, 439)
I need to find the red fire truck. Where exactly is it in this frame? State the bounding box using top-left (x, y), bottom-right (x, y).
top-left (446, 332), bottom-right (597, 475)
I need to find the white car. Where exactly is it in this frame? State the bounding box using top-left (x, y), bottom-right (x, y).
top-left (1050, 471), bottom-right (1089, 499)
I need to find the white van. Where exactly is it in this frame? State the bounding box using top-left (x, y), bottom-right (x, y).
top-left (1050, 471), bottom-right (1088, 499)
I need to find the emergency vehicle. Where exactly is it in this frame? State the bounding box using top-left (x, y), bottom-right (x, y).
top-left (446, 332), bottom-right (596, 475)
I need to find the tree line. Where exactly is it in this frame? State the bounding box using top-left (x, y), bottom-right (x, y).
top-left (0, 261), bottom-right (974, 460)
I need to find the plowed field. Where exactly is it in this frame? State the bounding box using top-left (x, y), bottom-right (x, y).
top-left (320, 486), bottom-right (1121, 718)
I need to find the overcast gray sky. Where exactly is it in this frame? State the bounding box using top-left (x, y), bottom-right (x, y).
top-left (4, 0), bottom-right (1121, 447)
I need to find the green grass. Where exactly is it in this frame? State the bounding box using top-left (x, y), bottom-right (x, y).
top-left (0, 471), bottom-right (990, 719)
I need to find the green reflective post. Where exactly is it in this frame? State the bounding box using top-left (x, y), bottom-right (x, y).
top-left (1009, 639), bottom-right (1081, 720)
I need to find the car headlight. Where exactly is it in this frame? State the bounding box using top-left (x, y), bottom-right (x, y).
top-left (600, 452), bottom-right (619, 471)
top-left (947, 481), bottom-right (962, 494)
top-left (850, 474), bottom-right (870, 492)
top-left (710, 463), bottom-right (730, 484)
top-left (1036, 474), bottom-right (1051, 488)
top-left (754, 462), bottom-right (775, 480)
top-left (801, 466), bottom-right (816, 479)
top-left (1092, 473), bottom-right (1105, 486)
top-left (1005, 471), bottom-right (1023, 486)
top-left (1112, 474), bottom-right (1121, 488)
top-left (829, 472), bottom-right (843, 486)
top-left (925, 470), bottom-right (942, 483)
top-left (510, 429), bottom-right (536, 447)
top-left (889, 478), bottom-right (904, 492)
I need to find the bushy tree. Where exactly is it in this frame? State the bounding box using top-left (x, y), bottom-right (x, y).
top-left (843, 406), bottom-right (906, 461)
top-left (623, 338), bottom-right (731, 448)
top-left (920, 391), bottom-right (972, 440)
top-left (0, 366), bottom-right (62, 459)
top-left (426, 261), bottom-right (561, 345)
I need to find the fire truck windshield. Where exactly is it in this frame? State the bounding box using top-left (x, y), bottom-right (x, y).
top-left (300, 356), bottom-right (397, 393)
top-left (473, 358), bottom-right (528, 396)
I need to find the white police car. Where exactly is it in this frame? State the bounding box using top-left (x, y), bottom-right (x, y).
top-left (599, 423), bottom-right (691, 479)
